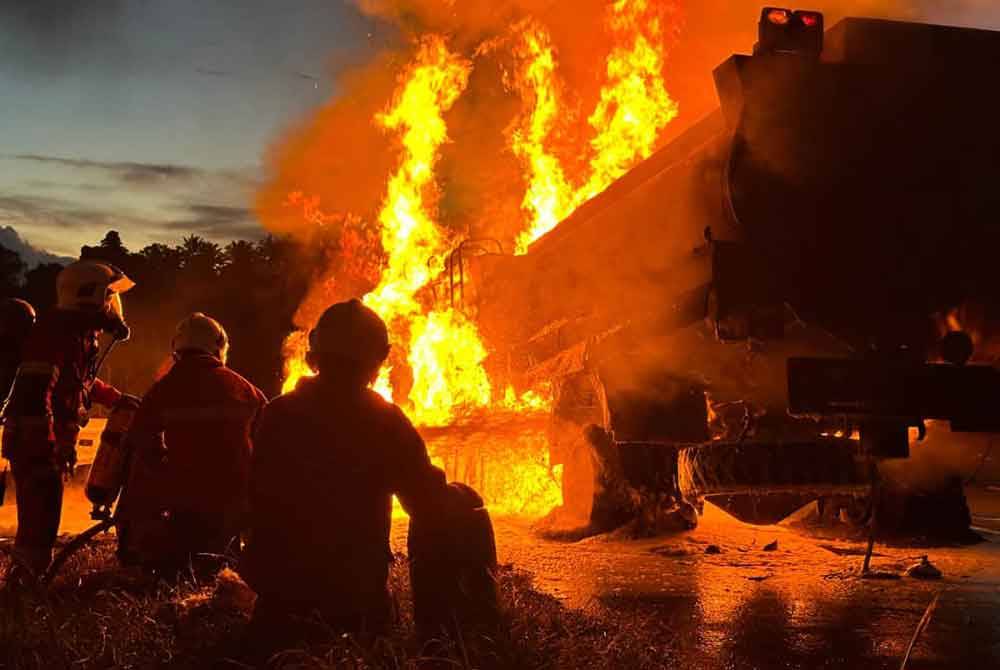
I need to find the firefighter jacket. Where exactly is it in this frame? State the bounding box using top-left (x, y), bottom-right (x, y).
top-left (0, 335), bottom-right (24, 414)
top-left (117, 353), bottom-right (266, 529)
top-left (2, 309), bottom-right (121, 464)
top-left (240, 376), bottom-right (451, 613)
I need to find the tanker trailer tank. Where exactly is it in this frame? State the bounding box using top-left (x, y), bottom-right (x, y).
top-left (470, 13), bottom-right (1000, 536)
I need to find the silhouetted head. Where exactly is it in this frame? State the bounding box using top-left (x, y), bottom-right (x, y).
top-left (307, 299), bottom-right (390, 388)
top-left (0, 298), bottom-right (36, 342)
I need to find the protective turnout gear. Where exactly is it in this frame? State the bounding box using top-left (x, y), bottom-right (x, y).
top-left (115, 352), bottom-right (265, 572)
top-left (2, 305), bottom-right (126, 577)
top-left (0, 299), bottom-right (36, 414)
top-left (172, 312), bottom-right (229, 363)
top-left (240, 376), bottom-right (451, 642)
top-left (55, 261), bottom-right (134, 341)
top-left (308, 299), bottom-right (390, 371)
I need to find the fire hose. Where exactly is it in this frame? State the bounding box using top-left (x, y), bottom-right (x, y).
top-left (43, 515), bottom-right (116, 585)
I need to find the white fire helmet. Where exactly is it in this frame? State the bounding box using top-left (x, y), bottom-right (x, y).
top-left (172, 312), bottom-right (230, 363)
top-left (56, 260), bottom-right (135, 322)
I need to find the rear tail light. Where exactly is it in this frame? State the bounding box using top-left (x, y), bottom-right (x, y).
top-left (767, 8), bottom-right (792, 25)
top-left (796, 11), bottom-right (824, 30)
top-left (757, 7), bottom-right (825, 57)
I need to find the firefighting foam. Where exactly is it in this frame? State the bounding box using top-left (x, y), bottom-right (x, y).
top-left (261, 0), bottom-right (685, 517)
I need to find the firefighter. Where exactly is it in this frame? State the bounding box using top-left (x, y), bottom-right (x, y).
top-left (2, 261), bottom-right (133, 583)
top-left (115, 313), bottom-right (266, 573)
top-left (0, 298), bottom-right (36, 411)
top-left (240, 299), bottom-right (456, 648)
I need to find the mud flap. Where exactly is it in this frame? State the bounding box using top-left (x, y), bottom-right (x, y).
top-left (708, 492), bottom-right (822, 525)
top-left (678, 439), bottom-right (870, 524)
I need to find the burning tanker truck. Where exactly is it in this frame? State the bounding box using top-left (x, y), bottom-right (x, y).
top-left (457, 11), bottom-right (1000, 535)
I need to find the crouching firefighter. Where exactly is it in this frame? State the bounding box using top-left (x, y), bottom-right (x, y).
top-left (240, 299), bottom-right (497, 653)
top-left (115, 313), bottom-right (266, 574)
top-left (1, 261), bottom-right (134, 583)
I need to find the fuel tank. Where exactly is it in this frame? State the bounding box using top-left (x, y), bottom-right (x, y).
top-left (475, 17), bottom-right (1000, 409)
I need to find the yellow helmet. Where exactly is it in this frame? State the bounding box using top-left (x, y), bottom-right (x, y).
top-left (56, 261), bottom-right (134, 339)
top-left (172, 312), bottom-right (229, 363)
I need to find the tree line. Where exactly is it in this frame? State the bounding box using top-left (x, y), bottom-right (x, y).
top-left (0, 230), bottom-right (335, 399)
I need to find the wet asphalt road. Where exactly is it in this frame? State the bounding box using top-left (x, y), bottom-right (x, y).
top-left (486, 492), bottom-right (1000, 670)
top-left (4, 479), bottom-right (999, 669)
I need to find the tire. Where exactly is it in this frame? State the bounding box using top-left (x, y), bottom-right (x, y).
top-left (678, 438), bottom-right (870, 500)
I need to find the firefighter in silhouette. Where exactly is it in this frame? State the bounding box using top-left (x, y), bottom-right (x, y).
top-left (2, 261), bottom-right (133, 582)
top-left (115, 313), bottom-right (266, 573)
top-left (0, 299), bottom-right (36, 411)
top-left (241, 298), bottom-right (492, 650)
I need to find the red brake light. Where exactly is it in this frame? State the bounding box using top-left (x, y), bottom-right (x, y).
top-left (767, 8), bottom-right (791, 25)
top-left (799, 12), bottom-right (821, 27)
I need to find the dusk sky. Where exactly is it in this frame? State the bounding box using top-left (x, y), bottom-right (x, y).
top-left (0, 0), bottom-right (382, 258)
top-left (3, 1), bottom-right (999, 261)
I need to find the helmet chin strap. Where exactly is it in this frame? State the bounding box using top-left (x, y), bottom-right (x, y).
top-left (103, 314), bottom-right (131, 342)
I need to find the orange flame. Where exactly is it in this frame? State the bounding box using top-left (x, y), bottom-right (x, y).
top-left (512, 0), bottom-right (679, 253)
top-left (408, 308), bottom-right (492, 426)
top-left (511, 21), bottom-right (575, 255)
top-left (363, 35), bottom-right (470, 324)
top-left (274, 1), bottom-right (682, 518)
top-left (281, 330), bottom-right (313, 395)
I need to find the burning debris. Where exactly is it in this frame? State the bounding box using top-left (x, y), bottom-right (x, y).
top-left (259, 0), bottom-right (683, 518)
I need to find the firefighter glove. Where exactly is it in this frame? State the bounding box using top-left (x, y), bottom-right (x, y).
top-left (57, 443), bottom-right (77, 479)
top-left (114, 394), bottom-right (141, 412)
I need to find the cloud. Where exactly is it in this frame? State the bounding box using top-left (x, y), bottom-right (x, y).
top-left (0, 194), bottom-right (123, 230)
top-left (10, 154), bottom-right (205, 186)
top-left (195, 67), bottom-right (233, 78)
top-left (0, 225), bottom-right (73, 268)
top-left (0, 192), bottom-right (263, 247)
top-left (163, 204), bottom-right (264, 240)
top-left (25, 179), bottom-right (111, 193)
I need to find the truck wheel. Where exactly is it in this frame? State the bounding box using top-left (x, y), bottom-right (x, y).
top-left (678, 439), bottom-right (870, 502)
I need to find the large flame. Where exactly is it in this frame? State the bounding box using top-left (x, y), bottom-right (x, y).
top-left (580, 0), bottom-right (680, 200)
top-left (513, 0), bottom-right (679, 253)
top-left (364, 35), bottom-right (469, 323)
top-left (408, 308), bottom-right (492, 426)
top-left (362, 36), bottom-right (504, 427)
top-left (282, 35), bottom-right (476, 409)
top-left (274, 2), bottom-right (681, 518)
top-left (511, 21), bottom-right (575, 255)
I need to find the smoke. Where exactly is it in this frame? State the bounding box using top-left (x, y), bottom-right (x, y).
top-left (256, 0), bottom-right (1000, 295)
top-left (352, 1), bottom-right (576, 45)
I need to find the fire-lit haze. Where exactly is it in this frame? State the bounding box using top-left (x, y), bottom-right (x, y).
top-left (6, 0), bottom-right (999, 518)
top-left (272, 0), bottom-right (687, 413)
top-left (254, 0), bottom-right (1000, 517)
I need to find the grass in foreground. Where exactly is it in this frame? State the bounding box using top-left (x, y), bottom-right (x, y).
top-left (0, 538), bottom-right (673, 670)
